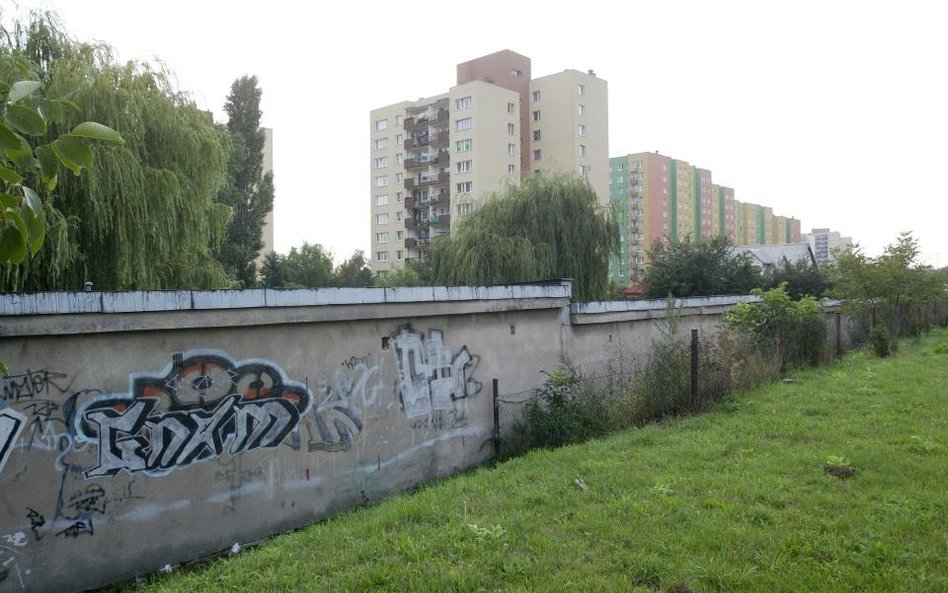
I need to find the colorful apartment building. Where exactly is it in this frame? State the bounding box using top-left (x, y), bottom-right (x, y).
top-left (370, 50), bottom-right (608, 276)
top-left (610, 152), bottom-right (799, 286)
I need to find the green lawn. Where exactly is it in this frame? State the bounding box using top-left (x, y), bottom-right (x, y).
top-left (131, 329), bottom-right (948, 593)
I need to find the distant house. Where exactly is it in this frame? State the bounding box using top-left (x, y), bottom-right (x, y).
top-left (731, 243), bottom-right (818, 271)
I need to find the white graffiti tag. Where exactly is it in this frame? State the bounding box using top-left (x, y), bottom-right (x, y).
top-left (392, 327), bottom-right (481, 419)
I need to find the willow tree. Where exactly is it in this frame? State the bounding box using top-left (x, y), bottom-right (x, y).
top-left (431, 174), bottom-right (619, 301)
top-left (0, 13), bottom-right (231, 291)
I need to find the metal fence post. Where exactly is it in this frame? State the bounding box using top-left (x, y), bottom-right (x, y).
top-left (690, 329), bottom-right (699, 411)
top-left (492, 378), bottom-right (500, 458)
top-left (835, 312), bottom-right (843, 359)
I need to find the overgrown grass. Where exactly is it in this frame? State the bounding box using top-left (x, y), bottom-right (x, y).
top-left (124, 329), bottom-right (948, 593)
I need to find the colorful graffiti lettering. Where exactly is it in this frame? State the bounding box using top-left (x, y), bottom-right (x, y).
top-left (74, 351), bottom-right (312, 478)
top-left (392, 327), bottom-right (481, 420)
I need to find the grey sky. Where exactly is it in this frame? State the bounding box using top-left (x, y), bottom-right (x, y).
top-left (10, 0), bottom-right (948, 267)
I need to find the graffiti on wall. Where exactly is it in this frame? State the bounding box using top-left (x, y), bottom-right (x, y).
top-left (73, 351), bottom-right (312, 478)
top-left (0, 408), bottom-right (27, 474)
top-left (2, 369), bottom-right (71, 402)
top-left (392, 327), bottom-right (481, 421)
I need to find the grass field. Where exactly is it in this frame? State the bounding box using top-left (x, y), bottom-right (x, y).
top-left (128, 329), bottom-right (948, 593)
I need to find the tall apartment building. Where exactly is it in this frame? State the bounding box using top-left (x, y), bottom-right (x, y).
top-left (370, 50), bottom-right (608, 276)
top-left (609, 151), bottom-right (799, 286)
top-left (255, 127), bottom-right (274, 273)
top-left (802, 228), bottom-right (853, 266)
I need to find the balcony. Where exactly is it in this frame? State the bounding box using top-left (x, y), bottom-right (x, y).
top-left (430, 214), bottom-right (451, 229)
top-left (404, 150), bottom-right (450, 171)
top-left (405, 172), bottom-right (449, 190)
top-left (405, 238), bottom-right (417, 249)
top-left (404, 116), bottom-right (428, 134)
top-left (404, 195), bottom-right (417, 209)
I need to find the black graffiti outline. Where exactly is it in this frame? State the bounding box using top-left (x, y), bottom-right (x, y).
top-left (74, 351), bottom-right (312, 478)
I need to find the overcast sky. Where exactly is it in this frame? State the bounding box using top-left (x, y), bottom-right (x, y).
top-left (9, 0), bottom-right (948, 267)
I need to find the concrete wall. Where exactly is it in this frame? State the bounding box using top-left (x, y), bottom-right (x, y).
top-left (0, 284), bottom-right (769, 592)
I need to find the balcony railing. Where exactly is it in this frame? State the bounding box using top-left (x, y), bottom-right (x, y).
top-left (405, 172), bottom-right (449, 190)
top-left (430, 214), bottom-right (451, 228)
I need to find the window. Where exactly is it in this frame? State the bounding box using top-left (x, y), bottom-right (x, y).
top-left (376, 213), bottom-right (389, 224)
top-left (533, 149), bottom-right (541, 161)
top-left (395, 115), bottom-right (402, 127)
top-left (508, 143), bottom-right (516, 157)
top-left (395, 172), bottom-right (403, 183)
top-left (395, 153), bottom-right (403, 165)
top-left (577, 145), bottom-right (586, 157)
top-left (456, 139), bottom-right (472, 152)
top-left (456, 117), bottom-right (472, 131)
top-left (508, 164), bottom-right (516, 176)
top-left (376, 251), bottom-right (389, 262)
top-left (395, 134), bottom-right (403, 145)
top-left (375, 119), bottom-right (388, 131)
top-left (457, 202), bottom-right (475, 215)
top-left (376, 194), bottom-right (388, 206)
top-left (374, 156), bottom-right (388, 169)
top-left (456, 160), bottom-right (472, 173)
top-left (396, 211), bottom-right (402, 221)
top-left (396, 250), bottom-right (404, 261)
top-left (456, 181), bottom-right (472, 193)
top-left (456, 96), bottom-right (472, 110)
top-left (577, 104), bottom-right (586, 116)
top-left (396, 192), bottom-right (403, 203)
top-left (577, 84), bottom-right (585, 96)
top-left (396, 230), bottom-right (404, 240)
top-left (510, 68), bottom-right (522, 78)
top-left (578, 165), bottom-right (587, 177)
top-left (374, 138), bottom-right (388, 150)
top-left (577, 124), bottom-right (586, 136)
top-left (507, 102), bottom-right (515, 114)
top-left (508, 123), bottom-right (515, 135)
top-left (617, 163), bottom-right (624, 171)
top-left (376, 232), bottom-right (389, 243)
top-left (532, 90), bottom-right (541, 102)
top-left (533, 130), bottom-right (541, 141)
top-left (375, 175), bottom-right (388, 187)
top-left (532, 110), bottom-right (541, 122)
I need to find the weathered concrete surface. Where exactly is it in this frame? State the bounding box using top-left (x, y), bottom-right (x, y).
top-left (0, 285), bottom-right (848, 592)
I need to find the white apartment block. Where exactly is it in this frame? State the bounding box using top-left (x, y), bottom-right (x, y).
top-left (802, 227), bottom-right (853, 266)
top-left (528, 70), bottom-right (609, 206)
top-left (370, 51), bottom-right (608, 276)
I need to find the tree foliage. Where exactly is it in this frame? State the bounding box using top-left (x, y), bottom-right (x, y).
top-left (643, 236), bottom-right (762, 298)
top-left (0, 66), bottom-right (123, 268)
top-left (827, 232), bottom-right (943, 307)
top-left (0, 13), bottom-right (232, 291)
top-left (214, 75), bottom-right (274, 287)
top-left (763, 257), bottom-right (831, 299)
top-left (374, 260), bottom-right (433, 288)
top-left (826, 232), bottom-right (946, 337)
top-left (430, 174), bottom-right (619, 301)
top-left (333, 250), bottom-right (373, 287)
top-left (261, 246), bottom-right (375, 289)
top-left (726, 283), bottom-right (826, 370)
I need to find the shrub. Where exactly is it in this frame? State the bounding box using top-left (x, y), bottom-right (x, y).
top-left (869, 325), bottom-right (891, 358)
top-left (505, 362), bottom-right (615, 455)
top-left (725, 284), bottom-right (827, 371)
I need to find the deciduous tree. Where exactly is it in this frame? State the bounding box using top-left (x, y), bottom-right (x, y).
top-left (643, 236), bottom-right (762, 298)
top-left (430, 175), bottom-right (618, 301)
top-left (1, 13), bottom-right (231, 290)
top-left (214, 75), bottom-right (274, 287)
